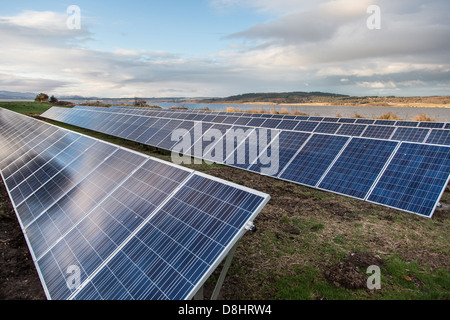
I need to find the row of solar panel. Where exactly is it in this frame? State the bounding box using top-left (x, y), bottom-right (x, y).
top-left (0, 107), bottom-right (269, 300)
top-left (82, 105), bottom-right (450, 130)
top-left (42, 107), bottom-right (450, 218)
top-left (71, 106), bottom-right (450, 146)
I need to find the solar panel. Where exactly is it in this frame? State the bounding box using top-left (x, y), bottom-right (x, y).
top-left (277, 119), bottom-right (299, 131)
top-left (338, 118), bottom-right (357, 124)
top-left (425, 129), bottom-right (450, 146)
top-left (313, 122), bottom-right (341, 134)
top-left (246, 118), bottom-right (266, 127)
top-left (395, 121), bottom-right (418, 128)
top-left (391, 127), bottom-right (430, 143)
top-left (318, 138), bottom-right (398, 199)
top-left (419, 122), bottom-right (445, 129)
top-left (355, 119), bottom-right (375, 125)
top-left (261, 118), bottom-right (282, 129)
top-left (248, 131), bottom-right (310, 177)
top-left (42, 107), bottom-right (450, 218)
top-left (0, 107), bottom-right (270, 300)
top-left (367, 143), bottom-right (450, 217)
top-left (374, 119), bottom-right (397, 126)
top-left (336, 124), bottom-right (366, 137)
top-left (323, 117), bottom-right (340, 122)
top-left (279, 134), bottom-right (349, 187)
top-left (362, 125), bottom-right (396, 139)
top-left (294, 121), bottom-right (319, 132)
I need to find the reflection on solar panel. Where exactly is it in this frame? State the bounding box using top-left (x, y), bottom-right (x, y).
top-left (41, 106), bottom-right (450, 218)
top-left (0, 107), bottom-right (270, 300)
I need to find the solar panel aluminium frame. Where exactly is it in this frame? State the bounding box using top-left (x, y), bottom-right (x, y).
top-left (42, 107), bottom-right (450, 218)
top-left (0, 107), bottom-right (270, 300)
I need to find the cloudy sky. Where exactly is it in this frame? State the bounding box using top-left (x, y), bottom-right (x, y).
top-left (1, 0), bottom-right (449, 98)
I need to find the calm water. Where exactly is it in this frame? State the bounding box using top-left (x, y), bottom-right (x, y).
top-left (153, 102), bottom-right (450, 122)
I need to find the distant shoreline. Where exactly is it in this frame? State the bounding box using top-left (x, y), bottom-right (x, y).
top-left (191, 101), bottom-right (450, 109)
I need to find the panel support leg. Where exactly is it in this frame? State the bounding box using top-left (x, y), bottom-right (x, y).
top-left (194, 285), bottom-right (204, 300)
top-left (210, 242), bottom-right (239, 300)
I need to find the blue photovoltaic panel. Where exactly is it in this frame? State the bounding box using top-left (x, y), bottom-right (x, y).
top-left (318, 138), bottom-right (398, 199)
top-left (221, 116), bottom-right (240, 125)
top-left (74, 173), bottom-right (268, 300)
top-left (322, 117), bottom-right (340, 122)
top-left (247, 131), bottom-right (310, 177)
top-left (233, 117), bottom-right (252, 126)
top-left (279, 134), bottom-right (349, 187)
top-left (395, 121), bottom-right (418, 128)
top-left (294, 121), bottom-right (319, 132)
top-left (246, 118), bottom-right (266, 127)
top-left (445, 123), bottom-right (450, 129)
top-left (24, 149), bottom-right (148, 261)
top-left (277, 120), bottom-right (299, 131)
top-left (1, 108), bottom-right (270, 300)
top-left (200, 123), bottom-right (233, 164)
top-left (338, 118), bottom-right (357, 124)
top-left (145, 119), bottom-right (183, 147)
top-left (419, 122), bottom-right (445, 129)
top-left (309, 117), bottom-right (324, 121)
top-left (391, 127), bottom-right (429, 143)
top-left (38, 158), bottom-right (192, 300)
top-left (362, 125), bottom-right (396, 139)
top-left (374, 119), bottom-right (397, 126)
top-left (336, 124), bottom-right (366, 137)
top-left (156, 120), bottom-right (196, 150)
top-left (425, 129), bottom-right (450, 146)
top-left (355, 119), bottom-right (375, 124)
top-left (294, 116), bottom-right (309, 121)
top-left (368, 143), bottom-right (450, 217)
top-left (136, 118), bottom-right (170, 144)
top-left (314, 122), bottom-right (341, 134)
top-left (261, 118), bottom-right (282, 129)
top-left (232, 128), bottom-right (279, 172)
top-left (216, 125), bottom-right (254, 166)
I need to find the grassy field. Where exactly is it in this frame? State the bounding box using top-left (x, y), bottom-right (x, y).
top-left (1, 102), bottom-right (449, 300)
top-left (0, 101), bottom-right (53, 115)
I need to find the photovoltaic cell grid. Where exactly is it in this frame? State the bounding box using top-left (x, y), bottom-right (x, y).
top-left (41, 107), bottom-right (450, 217)
top-left (71, 106), bottom-right (450, 145)
top-left (0, 107), bottom-right (270, 300)
top-left (92, 105), bottom-right (449, 131)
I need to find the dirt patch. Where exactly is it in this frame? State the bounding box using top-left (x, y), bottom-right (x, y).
top-left (0, 180), bottom-right (46, 300)
top-left (324, 252), bottom-right (385, 290)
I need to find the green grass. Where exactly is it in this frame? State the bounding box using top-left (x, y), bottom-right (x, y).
top-left (0, 101), bottom-right (54, 114)
top-left (381, 254), bottom-right (450, 300)
top-left (271, 266), bottom-right (353, 300)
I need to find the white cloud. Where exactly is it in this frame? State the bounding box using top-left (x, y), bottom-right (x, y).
top-left (357, 81), bottom-right (397, 89)
top-left (1, 3), bottom-right (450, 98)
